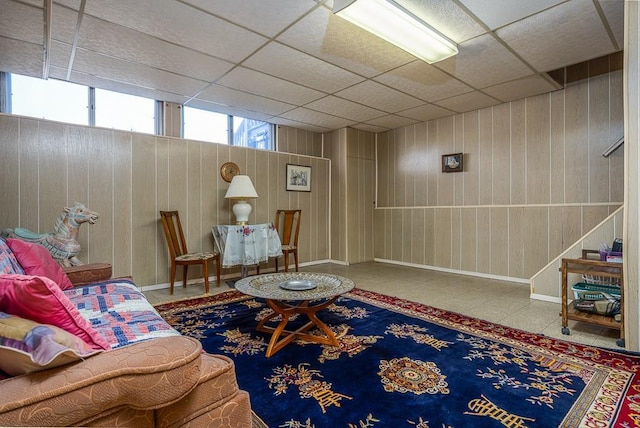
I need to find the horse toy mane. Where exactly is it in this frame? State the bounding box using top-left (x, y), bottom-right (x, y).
top-left (1, 202), bottom-right (99, 267)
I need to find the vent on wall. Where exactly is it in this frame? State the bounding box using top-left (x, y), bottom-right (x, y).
top-left (546, 51), bottom-right (623, 87)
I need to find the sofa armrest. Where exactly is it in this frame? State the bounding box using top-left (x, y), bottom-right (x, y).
top-left (63, 263), bottom-right (113, 286)
top-left (0, 336), bottom-right (203, 427)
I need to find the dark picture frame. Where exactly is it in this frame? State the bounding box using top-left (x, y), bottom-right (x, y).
top-left (286, 164), bottom-right (311, 192)
top-left (442, 153), bottom-right (463, 173)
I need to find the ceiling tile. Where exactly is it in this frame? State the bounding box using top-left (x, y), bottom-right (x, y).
top-left (182, 0), bottom-right (318, 38)
top-left (278, 5), bottom-right (414, 77)
top-left (272, 117), bottom-right (332, 133)
top-left (348, 123), bottom-right (389, 133)
top-left (1, 0), bottom-right (44, 44)
top-left (0, 0), bottom-right (626, 134)
top-left (497, 1), bottom-right (616, 71)
top-left (335, 80), bottom-right (424, 113)
top-left (363, 114), bottom-right (419, 130)
top-left (482, 75), bottom-right (560, 103)
top-left (305, 96), bottom-right (386, 122)
top-left (243, 42), bottom-right (364, 93)
top-left (599, 0), bottom-right (624, 50)
top-left (434, 91), bottom-right (501, 112)
top-left (0, 37), bottom-right (43, 78)
top-left (217, 67), bottom-right (325, 105)
top-left (17, 0), bottom-right (46, 6)
top-left (396, 104), bottom-right (455, 122)
top-left (279, 107), bottom-right (355, 129)
top-left (80, 0), bottom-right (267, 63)
top-left (50, 3), bottom-right (78, 45)
top-left (374, 60), bottom-right (473, 102)
top-left (70, 15), bottom-right (235, 82)
top-left (49, 65), bottom-right (191, 105)
top-left (459, 0), bottom-right (565, 30)
top-left (196, 84), bottom-right (296, 116)
top-left (51, 44), bottom-right (210, 97)
top-left (393, 0), bottom-right (486, 43)
top-left (435, 33), bottom-right (532, 89)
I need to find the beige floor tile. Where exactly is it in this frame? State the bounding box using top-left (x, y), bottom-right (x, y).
top-left (147, 261), bottom-right (621, 349)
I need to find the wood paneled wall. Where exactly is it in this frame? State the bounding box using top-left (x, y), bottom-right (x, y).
top-left (376, 71), bottom-right (624, 281)
top-left (0, 116), bottom-right (330, 287)
top-left (277, 125), bottom-right (323, 157)
top-left (324, 128), bottom-right (376, 264)
top-left (624, 0), bottom-right (640, 350)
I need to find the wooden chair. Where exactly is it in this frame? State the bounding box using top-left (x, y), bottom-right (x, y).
top-left (159, 211), bottom-right (221, 294)
top-left (274, 209), bottom-right (301, 272)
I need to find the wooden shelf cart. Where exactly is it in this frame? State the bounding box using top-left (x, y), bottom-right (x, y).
top-left (560, 252), bottom-right (624, 347)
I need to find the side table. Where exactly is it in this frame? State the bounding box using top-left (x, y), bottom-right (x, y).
top-left (235, 272), bottom-right (355, 357)
top-left (212, 223), bottom-right (282, 278)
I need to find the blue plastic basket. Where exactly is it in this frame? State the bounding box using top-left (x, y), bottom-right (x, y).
top-left (571, 282), bottom-right (621, 300)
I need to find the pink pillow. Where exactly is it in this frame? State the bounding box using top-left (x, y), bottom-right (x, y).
top-left (6, 239), bottom-right (74, 290)
top-left (0, 274), bottom-right (109, 350)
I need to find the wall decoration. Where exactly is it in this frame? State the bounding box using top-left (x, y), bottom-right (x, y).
top-left (220, 162), bottom-right (240, 183)
top-left (442, 153), bottom-right (463, 173)
top-left (286, 164), bottom-right (311, 192)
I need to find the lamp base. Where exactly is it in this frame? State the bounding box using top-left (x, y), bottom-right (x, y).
top-left (232, 200), bottom-right (252, 225)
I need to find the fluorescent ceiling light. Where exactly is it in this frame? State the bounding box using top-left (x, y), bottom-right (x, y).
top-left (333, 0), bottom-right (458, 64)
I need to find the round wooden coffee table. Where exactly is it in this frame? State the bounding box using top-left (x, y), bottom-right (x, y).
top-left (235, 272), bottom-right (355, 357)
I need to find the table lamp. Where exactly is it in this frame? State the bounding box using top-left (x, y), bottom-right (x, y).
top-left (225, 175), bottom-right (258, 225)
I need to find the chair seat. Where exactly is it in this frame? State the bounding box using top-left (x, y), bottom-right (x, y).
top-left (176, 252), bottom-right (218, 262)
top-left (281, 244), bottom-right (297, 251)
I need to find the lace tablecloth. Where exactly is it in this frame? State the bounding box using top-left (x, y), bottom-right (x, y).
top-left (212, 223), bottom-right (283, 268)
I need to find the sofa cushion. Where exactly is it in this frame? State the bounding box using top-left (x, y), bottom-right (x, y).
top-left (0, 238), bottom-right (25, 276)
top-left (0, 311), bottom-right (102, 376)
top-left (0, 274), bottom-right (109, 350)
top-left (6, 238), bottom-right (73, 290)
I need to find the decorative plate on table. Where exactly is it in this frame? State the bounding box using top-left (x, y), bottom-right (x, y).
top-left (279, 279), bottom-right (317, 291)
top-left (220, 162), bottom-right (240, 183)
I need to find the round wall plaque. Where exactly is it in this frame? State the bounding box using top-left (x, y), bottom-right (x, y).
top-left (220, 162), bottom-right (240, 182)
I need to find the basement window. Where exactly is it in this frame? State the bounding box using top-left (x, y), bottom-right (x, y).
top-left (183, 106), bottom-right (275, 150)
top-left (183, 106), bottom-right (229, 144)
top-left (94, 89), bottom-right (155, 134)
top-left (233, 116), bottom-right (274, 150)
top-left (9, 74), bottom-right (88, 126)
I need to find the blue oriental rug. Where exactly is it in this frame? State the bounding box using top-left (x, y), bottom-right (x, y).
top-left (155, 288), bottom-right (640, 428)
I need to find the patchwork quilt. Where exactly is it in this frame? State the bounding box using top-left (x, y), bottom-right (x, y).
top-left (65, 279), bottom-right (180, 349)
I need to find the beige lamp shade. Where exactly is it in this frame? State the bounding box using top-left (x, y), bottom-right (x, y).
top-left (224, 175), bottom-right (258, 199)
top-left (225, 175), bottom-right (258, 225)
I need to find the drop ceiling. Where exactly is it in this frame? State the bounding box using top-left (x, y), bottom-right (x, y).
top-left (0, 0), bottom-right (623, 133)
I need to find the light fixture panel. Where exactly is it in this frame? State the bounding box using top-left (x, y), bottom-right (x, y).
top-left (334, 0), bottom-right (458, 64)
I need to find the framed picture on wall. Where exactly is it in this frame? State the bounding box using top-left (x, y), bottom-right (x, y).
top-left (286, 164), bottom-right (311, 192)
top-left (442, 153), bottom-right (463, 173)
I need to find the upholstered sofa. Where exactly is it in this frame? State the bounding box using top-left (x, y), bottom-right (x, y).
top-left (0, 237), bottom-right (252, 427)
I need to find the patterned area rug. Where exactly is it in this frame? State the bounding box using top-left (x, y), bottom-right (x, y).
top-left (155, 288), bottom-right (640, 428)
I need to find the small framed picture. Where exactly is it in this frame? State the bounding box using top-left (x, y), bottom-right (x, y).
top-left (286, 164), bottom-right (311, 192)
top-left (442, 153), bottom-right (463, 173)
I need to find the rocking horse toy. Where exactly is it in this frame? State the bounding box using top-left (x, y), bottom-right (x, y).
top-left (1, 202), bottom-right (99, 267)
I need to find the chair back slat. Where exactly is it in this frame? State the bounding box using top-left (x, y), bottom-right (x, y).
top-left (160, 211), bottom-right (188, 258)
top-left (275, 209), bottom-right (301, 247)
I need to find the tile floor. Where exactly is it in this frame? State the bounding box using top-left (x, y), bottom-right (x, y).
top-left (144, 261), bottom-right (622, 350)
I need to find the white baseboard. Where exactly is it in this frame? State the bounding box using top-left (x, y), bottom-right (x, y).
top-left (140, 259), bottom-right (334, 292)
top-left (373, 258), bottom-right (530, 285)
top-left (530, 293), bottom-right (562, 304)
